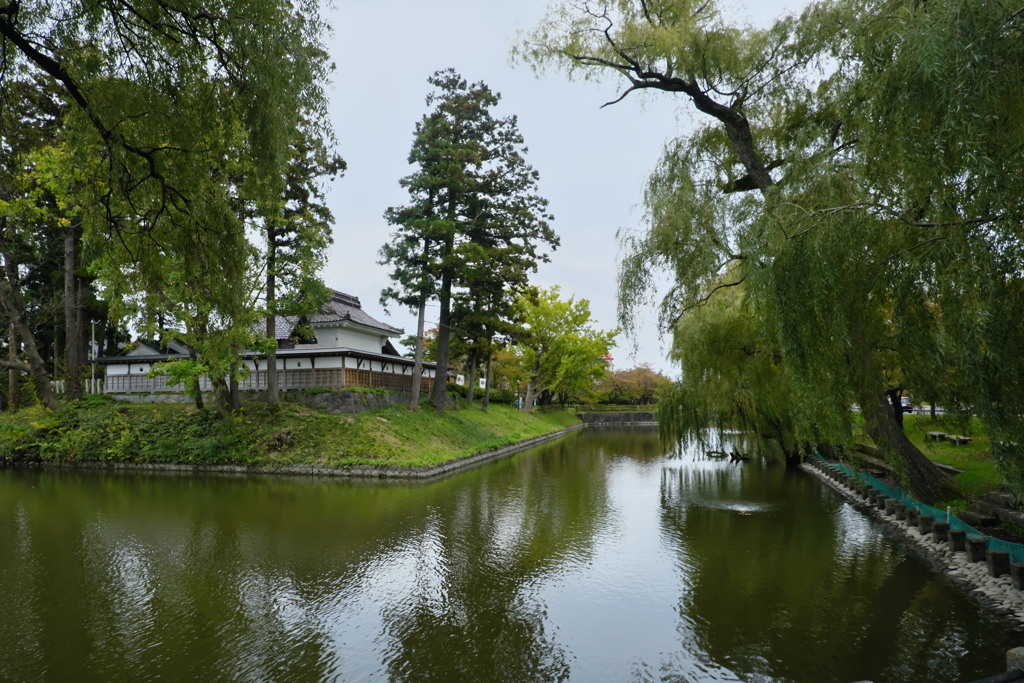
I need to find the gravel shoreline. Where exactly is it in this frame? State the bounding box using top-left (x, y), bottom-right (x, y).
top-left (801, 461), bottom-right (1024, 632)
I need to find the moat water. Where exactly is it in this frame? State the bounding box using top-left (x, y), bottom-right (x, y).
top-left (0, 427), bottom-right (1015, 681)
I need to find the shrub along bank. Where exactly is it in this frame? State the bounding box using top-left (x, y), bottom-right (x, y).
top-left (0, 395), bottom-right (580, 469)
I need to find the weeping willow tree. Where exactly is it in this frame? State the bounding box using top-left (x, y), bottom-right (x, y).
top-left (522, 0), bottom-right (1024, 502)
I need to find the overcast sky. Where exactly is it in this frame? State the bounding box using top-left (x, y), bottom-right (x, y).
top-left (318, 1), bottom-right (805, 374)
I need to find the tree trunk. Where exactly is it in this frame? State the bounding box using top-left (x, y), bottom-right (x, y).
top-left (266, 224), bottom-right (279, 408)
top-left (8, 323), bottom-right (18, 410)
top-left (53, 325), bottom-right (63, 378)
top-left (431, 266), bottom-right (453, 413)
top-left (466, 347), bottom-right (478, 406)
top-left (229, 370), bottom-right (241, 412)
top-left (887, 387), bottom-right (904, 431)
top-left (865, 394), bottom-right (955, 504)
top-left (409, 295), bottom-right (426, 412)
top-left (212, 368), bottom-right (241, 415)
top-left (481, 351), bottom-right (493, 412)
top-left (0, 222), bottom-right (58, 411)
top-left (188, 347), bottom-right (205, 411)
top-left (65, 224), bottom-right (83, 400)
top-left (523, 359), bottom-right (541, 413)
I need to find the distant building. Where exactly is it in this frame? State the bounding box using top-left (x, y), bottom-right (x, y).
top-left (96, 290), bottom-right (441, 394)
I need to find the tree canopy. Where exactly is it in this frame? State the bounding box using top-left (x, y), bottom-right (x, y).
top-left (381, 70), bottom-right (557, 413)
top-left (0, 0), bottom-right (338, 413)
top-left (521, 0), bottom-right (1024, 501)
top-left (516, 286), bottom-right (618, 410)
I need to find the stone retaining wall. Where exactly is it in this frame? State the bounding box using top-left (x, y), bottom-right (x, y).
top-left (15, 423), bottom-right (586, 482)
top-left (803, 461), bottom-right (1024, 631)
top-left (111, 389), bottom-right (457, 414)
top-left (577, 412), bottom-right (657, 425)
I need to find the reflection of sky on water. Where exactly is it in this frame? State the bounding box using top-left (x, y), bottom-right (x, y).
top-left (833, 500), bottom-right (888, 562)
top-left (0, 431), bottom-right (1017, 683)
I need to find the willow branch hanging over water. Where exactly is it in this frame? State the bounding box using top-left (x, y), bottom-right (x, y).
top-left (519, 0), bottom-right (1024, 502)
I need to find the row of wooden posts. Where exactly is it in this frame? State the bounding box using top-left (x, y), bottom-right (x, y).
top-left (50, 379), bottom-right (105, 395)
top-left (810, 458), bottom-right (1019, 584)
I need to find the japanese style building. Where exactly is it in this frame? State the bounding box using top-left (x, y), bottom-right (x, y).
top-left (96, 290), bottom-right (440, 395)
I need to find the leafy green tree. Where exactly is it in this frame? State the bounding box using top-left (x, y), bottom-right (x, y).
top-left (519, 0), bottom-right (1024, 501)
top-left (457, 109), bottom-right (558, 410)
top-left (263, 126), bottom-right (345, 407)
top-left (1, 0), bottom-right (334, 412)
top-left (382, 70), bottom-right (557, 413)
top-left (381, 70), bottom-right (496, 412)
top-left (598, 363), bottom-right (670, 406)
top-left (516, 286), bottom-right (618, 410)
top-left (0, 77), bottom-right (89, 410)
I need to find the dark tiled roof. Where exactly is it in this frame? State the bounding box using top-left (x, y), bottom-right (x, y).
top-left (311, 290), bottom-right (403, 335)
top-left (106, 339), bottom-right (190, 358)
top-left (266, 290), bottom-right (403, 340)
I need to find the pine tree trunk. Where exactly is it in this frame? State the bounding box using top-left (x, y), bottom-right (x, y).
top-left (409, 295), bottom-right (426, 412)
top-left (865, 394), bottom-right (955, 504)
top-left (266, 225), bottom-right (279, 407)
top-left (481, 351), bottom-right (493, 412)
top-left (65, 225), bottom-right (83, 400)
top-left (466, 347), bottom-right (478, 406)
top-left (431, 268), bottom-right (453, 413)
top-left (8, 323), bottom-right (18, 410)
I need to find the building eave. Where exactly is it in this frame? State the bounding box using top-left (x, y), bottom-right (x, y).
top-left (95, 347), bottom-right (436, 370)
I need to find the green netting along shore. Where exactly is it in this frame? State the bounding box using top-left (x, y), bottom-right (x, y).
top-left (815, 453), bottom-right (1024, 564)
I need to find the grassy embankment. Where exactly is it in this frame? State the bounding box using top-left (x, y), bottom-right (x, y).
top-left (854, 412), bottom-right (1002, 506)
top-left (0, 395), bottom-right (580, 469)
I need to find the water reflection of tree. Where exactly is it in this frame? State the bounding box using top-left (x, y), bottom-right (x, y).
top-left (0, 430), bottom-right (630, 682)
top-left (379, 432), bottom-right (621, 682)
top-left (0, 469), bottom-right (373, 680)
top-left (657, 461), bottom-right (1013, 683)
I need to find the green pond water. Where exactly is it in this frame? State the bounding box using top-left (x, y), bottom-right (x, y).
top-left (0, 427), bottom-right (1017, 682)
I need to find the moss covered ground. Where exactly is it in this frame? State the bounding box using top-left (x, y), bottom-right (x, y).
top-left (0, 395), bottom-right (580, 469)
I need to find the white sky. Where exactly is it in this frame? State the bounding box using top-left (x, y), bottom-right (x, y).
top-left (318, 0), bottom-right (805, 374)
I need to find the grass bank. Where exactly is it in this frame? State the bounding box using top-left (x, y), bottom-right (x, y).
top-left (853, 412), bottom-right (1002, 504)
top-left (0, 395), bottom-right (580, 469)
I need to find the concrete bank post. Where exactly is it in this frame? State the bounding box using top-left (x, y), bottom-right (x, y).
top-left (1011, 563), bottom-right (1024, 591)
top-left (884, 499), bottom-right (898, 516)
top-left (932, 521), bottom-right (950, 544)
top-left (907, 508), bottom-right (920, 526)
top-left (876, 495), bottom-right (889, 511)
top-left (1009, 647), bottom-right (1024, 674)
top-left (918, 515), bottom-right (934, 535)
top-left (988, 550), bottom-right (1011, 577)
top-left (895, 504), bottom-right (907, 521)
top-left (967, 537), bottom-right (989, 563)
top-left (948, 528), bottom-right (967, 552)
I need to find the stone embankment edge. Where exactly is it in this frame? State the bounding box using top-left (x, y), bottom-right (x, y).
top-left (10, 423), bottom-right (587, 482)
top-left (802, 462), bottom-right (1024, 632)
top-left (576, 412), bottom-right (658, 427)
